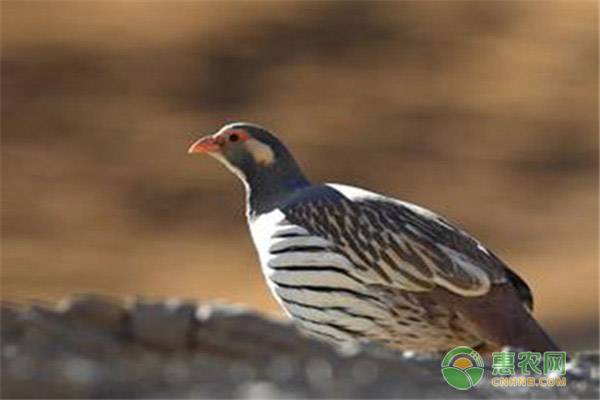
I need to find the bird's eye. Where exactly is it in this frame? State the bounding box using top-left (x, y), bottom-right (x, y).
top-left (229, 134), bottom-right (239, 143)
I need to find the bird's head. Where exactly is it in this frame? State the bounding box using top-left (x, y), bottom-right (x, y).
top-left (188, 122), bottom-right (309, 190)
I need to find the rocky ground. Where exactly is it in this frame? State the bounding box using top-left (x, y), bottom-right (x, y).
top-left (1, 294), bottom-right (597, 398)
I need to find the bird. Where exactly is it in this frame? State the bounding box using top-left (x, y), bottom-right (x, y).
top-left (188, 122), bottom-right (560, 353)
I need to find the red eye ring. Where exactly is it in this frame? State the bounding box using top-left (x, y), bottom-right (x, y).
top-left (222, 129), bottom-right (249, 143)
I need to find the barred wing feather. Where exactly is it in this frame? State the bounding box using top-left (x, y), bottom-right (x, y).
top-left (280, 184), bottom-right (509, 298)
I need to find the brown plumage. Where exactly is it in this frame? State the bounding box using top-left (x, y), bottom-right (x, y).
top-left (420, 285), bottom-right (559, 352)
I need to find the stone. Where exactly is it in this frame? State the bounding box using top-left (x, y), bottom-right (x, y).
top-left (1, 294), bottom-right (597, 399)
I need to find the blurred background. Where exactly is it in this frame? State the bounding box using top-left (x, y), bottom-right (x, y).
top-left (1, 1), bottom-right (598, 350)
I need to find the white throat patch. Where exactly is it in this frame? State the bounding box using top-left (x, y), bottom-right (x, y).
top-left (245, 138), bottom-right (275, 166)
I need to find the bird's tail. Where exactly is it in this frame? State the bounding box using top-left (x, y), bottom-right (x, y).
top-left (509, 308), bottom-right (561, 352)
top-left (429, 284), bottom-right (562, 353)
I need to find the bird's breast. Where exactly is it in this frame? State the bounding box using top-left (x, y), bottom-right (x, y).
top-left (247, 209), bottom-right (394, 343)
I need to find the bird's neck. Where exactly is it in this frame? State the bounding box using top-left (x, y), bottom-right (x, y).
top-left (244, 161), bottom-right (310, 216)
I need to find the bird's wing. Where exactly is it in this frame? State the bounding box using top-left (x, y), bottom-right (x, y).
top-left (281, 184), bottom-right (528, 302)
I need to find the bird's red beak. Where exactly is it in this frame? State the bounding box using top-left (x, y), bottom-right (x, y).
top-left (188, 136), bottom-right (222, 154)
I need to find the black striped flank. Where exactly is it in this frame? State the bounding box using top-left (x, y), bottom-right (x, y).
top-left (303, 328), bottom-right (344, 342)
top-left (273, 282), bottom-right (386, 307)
top-left (279, 296), bottom-right (383, 324)
top-left (268, 265), bottom-right (366, 285)
top-left (269, 245), bottom-right (329, 255)
top-left (272, 232), bottom-right (308, 239)
top-left (291, 313), bottom-right (365, 338)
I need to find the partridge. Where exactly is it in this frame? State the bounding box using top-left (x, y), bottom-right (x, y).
top-left (188, 122), bottom-right (559, 353)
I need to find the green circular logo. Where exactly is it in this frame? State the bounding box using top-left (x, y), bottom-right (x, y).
top-left (441, 346), bottom-right (485, 390)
